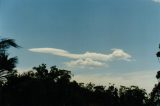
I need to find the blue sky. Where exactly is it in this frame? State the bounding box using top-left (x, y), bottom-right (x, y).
top-left (1, 0), bottom-right (160, 92)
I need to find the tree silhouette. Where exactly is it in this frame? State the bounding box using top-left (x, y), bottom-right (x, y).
top-left (149, 72), bottom-right (160, 106)
top-left (0, 38), bottom-right (20, 82)
top-left (149, 45), bottom-right (160, 106)
top-left (0, 63), bottom-right (151, 106)
top-left (119, 86), bottom-right (147, 106)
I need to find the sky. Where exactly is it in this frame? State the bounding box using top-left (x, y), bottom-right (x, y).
top-left (0, 0), bottom-right (160, 92)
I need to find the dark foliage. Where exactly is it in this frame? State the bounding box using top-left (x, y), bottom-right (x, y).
top-left (0, 38), bottom-right (19, 82)
top-left (148, 71), bottom-right (160, 106)
top-left (0, 38), bottom-right (20, 52)
top-left (0, 64), bottom-right (149, 106)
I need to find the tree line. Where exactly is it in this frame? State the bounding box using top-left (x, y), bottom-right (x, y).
top-left (0, 38), bottom-right (160, 106)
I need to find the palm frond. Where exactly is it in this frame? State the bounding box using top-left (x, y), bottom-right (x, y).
top-left (0, 38), bottom-right (20, 50)
top-left (0, 53), bottom-right (17, 71)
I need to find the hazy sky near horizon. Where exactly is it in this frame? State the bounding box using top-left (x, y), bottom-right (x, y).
top-left (1, 0), bottom-right (160, 92)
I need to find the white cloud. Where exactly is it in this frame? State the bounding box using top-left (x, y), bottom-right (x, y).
top-left (65, 58), bottom-right (106, 69)
top-left (152, 0), bottom-right (160, 3)
top-left (72, 70), bottom-right (157, 93)
top-left (29, 48), bottom-right (132, 68)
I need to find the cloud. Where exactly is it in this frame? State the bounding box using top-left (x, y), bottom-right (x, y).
top-left (152, 0), bottom-right (160, 3)
top-left (65, 58), bottom-right (106, 69)
top-left (29, 48), bottom-right (132, 68)
top-left (73, 70), bottom-right (157, 93)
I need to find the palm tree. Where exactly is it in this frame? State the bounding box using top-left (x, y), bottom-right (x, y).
top-left (0, 38), bottom-right (20, 81)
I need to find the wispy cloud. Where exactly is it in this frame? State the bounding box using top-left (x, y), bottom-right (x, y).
top-left (73, 70), bottom-right (157, 92)
top-left (29, 48), bottom-right (132, 68)
top-left (152, 0), bottom-right (160, 3)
